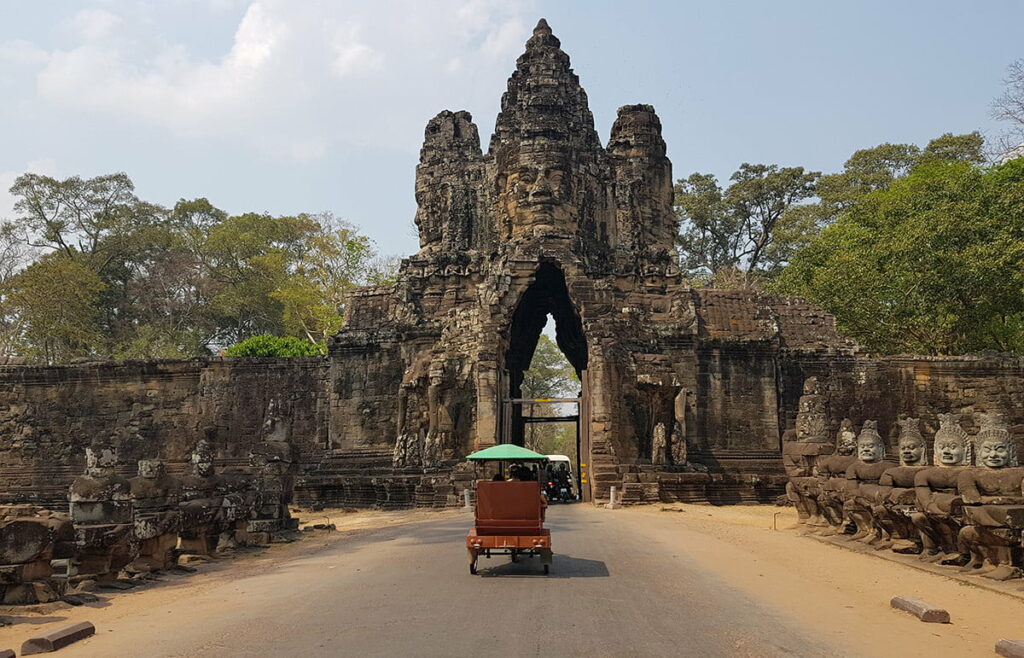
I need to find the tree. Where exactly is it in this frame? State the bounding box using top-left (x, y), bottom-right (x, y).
top-left (675, 164), bottom-right (819, 284)
top-left (992, 59), bottom-right (1024, 156)
top-left (520, 334), bottom-right (580, 459)
top-left (224, 334), bottom-right (325, 357)
top-left (772, 157), bottom-right (1024, 355)
top-left (4, 254), bottom-right (105, 362)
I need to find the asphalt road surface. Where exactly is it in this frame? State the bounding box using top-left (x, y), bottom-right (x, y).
top-left (54, 505), bottom-right (840, 657)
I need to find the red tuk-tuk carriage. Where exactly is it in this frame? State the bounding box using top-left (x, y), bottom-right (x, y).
top-left (465, 445), bottom-right (553, 575)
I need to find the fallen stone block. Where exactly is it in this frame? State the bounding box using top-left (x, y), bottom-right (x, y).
top-left (996, 639), bottom-right (1024, 658)
top-left (21, 621), bottom-right (95, 655)
top-left (890, 596), bottom-right (950, 623)
top-left (0, 649), bottom-right (13, 658)
top-left (97, 579), bottom-right (135, 591)
top-left (61, 593), bottom-right (100, 606)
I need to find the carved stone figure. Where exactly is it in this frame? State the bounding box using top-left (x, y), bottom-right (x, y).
top-left (843, 420), bottom-right (896, 543)
top-left (785, 378), bottom-right (837, 527)
top-left (813, 419), bottom-right (859, 535)
top-left (247, 429), bottom-right (300, 543)
top-left (670, 389), bottom-right (688, 465)
top-left (178, 439), bottom-right (227, 555)
top-left (870, 417), bottom-right (928, 551)
top-left (128, 458), bottom-right (181, 571)
top-left (651, 422), bottom-right (667, 465)
top-left (956, 413), bottom-right (1024, 580)
top-left (69, 438), bottom-right (134, 582)
top-left (911, 413), bottom-right (973, 563)
top-left (0, 505), bottom-right (73, 604)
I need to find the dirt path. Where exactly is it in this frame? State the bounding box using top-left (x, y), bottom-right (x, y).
top-left (0, 504), bottom-right (1021, 657)
top-left (636, 504), bottom-right (1024, 656)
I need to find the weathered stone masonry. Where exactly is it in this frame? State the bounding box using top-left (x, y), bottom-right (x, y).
top-left (1, 21), bottom-right (1023, 511)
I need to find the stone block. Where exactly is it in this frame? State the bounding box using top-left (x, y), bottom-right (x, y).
top-left (996, 639), bottom-right (1024, 658)
top-left (21, 621), bottom-right (96, 655)
top-left (0, 649), bottom-right (13, 658)
top-left (890, 596), bottom-right (949, 623)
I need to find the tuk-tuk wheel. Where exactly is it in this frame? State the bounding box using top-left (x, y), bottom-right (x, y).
top-left (543, 564), bottom-right (549, 575)
top-left (470, 562), bottom-right (477, 575)
top-left (510, 550), bottom-right (518, 563)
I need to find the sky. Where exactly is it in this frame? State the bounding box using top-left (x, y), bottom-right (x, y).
top-left (1, 0), bottom-right (1021, 258)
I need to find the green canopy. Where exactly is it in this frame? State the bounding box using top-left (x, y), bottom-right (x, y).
top-left (465, 444), bottom-right (549, 461)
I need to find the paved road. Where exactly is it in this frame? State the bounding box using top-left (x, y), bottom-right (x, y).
top-left (54, 505), bottom-right (838, 657)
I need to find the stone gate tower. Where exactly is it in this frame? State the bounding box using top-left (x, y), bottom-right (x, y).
top-left (328, 19), bottom-right (849, 503)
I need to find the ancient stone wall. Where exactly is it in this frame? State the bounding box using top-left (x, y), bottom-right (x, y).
top-left (0, 358), bottom-right (329, 509)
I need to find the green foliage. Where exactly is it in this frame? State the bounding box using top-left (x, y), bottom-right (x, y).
top-left (521, 334), bottom-right (580, 461)
top-left (773, 157), bottom-right (1024, 355)
top-left (520, 334), bottom-right (579, 399)
top-left (674, 163), bottom-right (819, 284)
top-left (3, 254), bottom-right (105, 362)
top-left (676, 133), bottom-right (987, 289)
top-left (3, 172), bottom-right (390, 362)
top-left (223, 334), bottom-right (326, 357)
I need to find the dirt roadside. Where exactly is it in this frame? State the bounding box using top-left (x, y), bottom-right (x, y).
top-left (631, 503), bottom-right (1024, 657)
top-left (0, 507), bottom-right (464, 651)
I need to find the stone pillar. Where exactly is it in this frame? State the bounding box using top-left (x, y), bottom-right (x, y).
top-left (68, 438), bottom-right (134, 583)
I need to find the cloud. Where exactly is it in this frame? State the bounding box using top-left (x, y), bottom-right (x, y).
top-left (69, 8), bottom-right (122, 41)
top-left (11, 0), bottom-right (539, 161)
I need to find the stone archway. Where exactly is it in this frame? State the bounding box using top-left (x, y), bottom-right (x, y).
top-left (501, 261), bottom-right (592, 501)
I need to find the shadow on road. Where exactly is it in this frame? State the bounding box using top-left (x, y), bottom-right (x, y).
top-left (477, 554), bottom-right (609, 578)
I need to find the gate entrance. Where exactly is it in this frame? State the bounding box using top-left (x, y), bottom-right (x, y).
top-left (499, 263), bottom-right (591, 502)
top-left (500, 376), bottom-right (592, 502)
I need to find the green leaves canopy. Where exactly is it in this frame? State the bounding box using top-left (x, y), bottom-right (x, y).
top-left (2, 172), bottom-right (397, 363)
top-left (773, 158), bottom-right (1024, 355)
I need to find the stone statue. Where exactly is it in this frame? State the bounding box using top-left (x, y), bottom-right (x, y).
top-left (814, 419), bottom-right (859, 535)
top-left (842, 420), bottom-right (896, 543)
top-left (870, 417), bottom-right (928, 552)
top-left (651, 422), bottom-right (667, 465)
top-left (911, 413), bottom-right (973, 563)
top-left (69, 437), bottom-right (134, 582)
top-left (0, 505), bottom-right (73, 604)
top-left (956, 413), bottom-right (1024, 580)
top-left (128, 458), bottom-right (181, 571)
top-left (670, 388), bottom-right (688, 465)
top-left (785, 377), bottom-right (836, 527)
top-left (179, 439), bottom-right (227, 555)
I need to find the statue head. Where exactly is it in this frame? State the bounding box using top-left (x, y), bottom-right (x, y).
top-left (933, 413), bottom-right (971, 466)
top-left (137, 459), bottom-right (165, 479)
top-left (897, 417), bottom-right (927, 466)
top-left (836, 418), bottom-right (857, 456)
top-left (856, 420), bottom-right (885, 463)
top-left (192, 439), bottom-right (215, 478)
top-left (802, 377), bottom-right (820, 396)
top-left (975, 412), bottom-right (1017, 469)
top-left (500, 151), bottom-right (572, 230)
top-left (85, 438), bottom-right (118, 477)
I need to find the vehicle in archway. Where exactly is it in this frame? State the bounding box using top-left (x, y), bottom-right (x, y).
top-left (465, 444), bottom-right (553, 575)
top-left (544, 454), bottom-right (577, 502)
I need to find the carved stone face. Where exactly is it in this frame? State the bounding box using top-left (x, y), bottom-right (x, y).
top-left (899, 440), bottom-right (926, 466)
top-left (936, 438), bottom-right (967, 465)
top-left (837, 430), bottom-right (857, 456)
top-left (138, 459), bottom-right (164, 479)
top-left (85, 444), bottom-right (117, 476)
top-left (502, 157), bottom-right (572, 229)
top-left (979, 439), bottom-right (1012, 469)
top-left (858, 438), bottom-right (883, 463)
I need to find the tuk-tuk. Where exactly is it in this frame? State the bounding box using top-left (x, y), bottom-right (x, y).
top-left (465, 444), bottom-right (553, 575)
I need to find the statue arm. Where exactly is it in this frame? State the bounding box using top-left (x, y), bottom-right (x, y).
top-left (956, 469), bottom-right (983, 504)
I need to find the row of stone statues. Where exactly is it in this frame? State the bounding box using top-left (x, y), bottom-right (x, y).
top-left (0, 434), bottom-right (299, 604)
top-left (785, 378), bottom-right (1024, 581)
